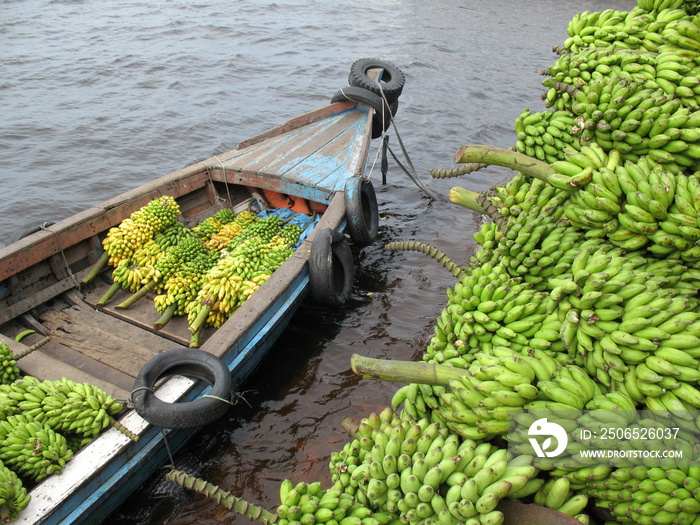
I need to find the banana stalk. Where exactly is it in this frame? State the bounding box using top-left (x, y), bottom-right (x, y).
top-left (454, 144), bottom-right (557, 183)
top-left (449, 186), bottom-right (487, 213)
top-left (115, 279), bottom-right (157, 309)
top-left (166, 469), bottom-right (277, 525)
top-left (12, 336), bottom-right (50, 360)
top-left (429, 162), bottom-right (488, 179)
top-left (350, 354), bottom-right (465, 387)
top-left (111, 418), bottom-right (139, 442)
top-left (154, 303), bottom-right (177, 331)
top-left (81, 251), bottom-right (110, 284)
top-left (97, 282), bottom-right (121, 306)
top-left (384, 240), bottom-right (467, 279)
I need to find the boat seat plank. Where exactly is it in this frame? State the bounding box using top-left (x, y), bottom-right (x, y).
top-left (38, 307), bottom-right (164, 378)
top-left (82, 283), bottom-right (214, 348)
top-left (0, 335), bottom-right (130, 400)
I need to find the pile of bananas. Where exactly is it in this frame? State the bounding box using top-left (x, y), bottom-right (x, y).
top-left (191, 207), bottom-right (237, 241)
top-left (0, 413), bottom-right (73, 482)
top-left (0, 374), bottom-right (126, 516)
top-left (167, 2), bottom-right (700, 525)
top-left (0, 343), bottom-right (19, 386)
top-left (101, 195), bottom-right (181, 266)
top-left (186, 218), bottom-right (302, 336)
top-left (0, 460), bottom-right (30, 522)
top-left (324, 407), bottom-right (553, 525)
top-left (95, 197), bottom-right (307, 340)
top-left (1, 376), bottom-right (123, 443)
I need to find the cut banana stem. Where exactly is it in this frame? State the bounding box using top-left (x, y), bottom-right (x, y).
top-left (154, 303), bottom-right (177, 331)
top-left (81, 251), bottom-right (110, 284)
top-left (453, 145), bottom-right (557, 183)
top-left (351, 354), bottom-right (465, 387)
top-left (189, 297), bottom-right (214, 335)
top-left (97, 282), bottom-right (122, 305)
top-left (115, 279), bottom-right (157, 309)
top-left (448, 186), bottom-right (487, 213)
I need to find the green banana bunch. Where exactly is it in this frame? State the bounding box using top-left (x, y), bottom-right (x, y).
top-left (328, 407), bottom-right (540, 525)
top-left (0, 413), bottom-right (73, 482)
top-left (0, 343), bottom-right (19, 386)
top-left (191, 207), bottom-right (238, 241)
top-left (435, 349), bottom-right (552, 441)
top-left (276, 480), bottom-right (365, 525)
top-left (39, 378), bottom-right (123, 438)
top-left (532, 477), bottom-right (590, 522)
top-left (0, 459), bottom-right (30, 523)
top-left (583, 461), bottom-right (700, 524)
top-left (514, 109), bottom-right (580, 163)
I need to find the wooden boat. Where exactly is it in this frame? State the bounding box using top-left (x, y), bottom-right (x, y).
top-left (0, 60), bottom-right (405, 524)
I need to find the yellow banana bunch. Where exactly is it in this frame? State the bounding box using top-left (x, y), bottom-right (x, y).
top-left (101, 195), bottom-right (180, 266)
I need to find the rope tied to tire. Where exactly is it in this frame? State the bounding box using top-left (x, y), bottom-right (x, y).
top-left (131, 348), bottom-right (234, 430)
top-left (337, 58), bottom-right (444, 202)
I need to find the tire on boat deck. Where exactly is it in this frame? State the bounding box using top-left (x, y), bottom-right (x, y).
top-left (344, 176), bottom-right (379, 247)
top-left (348, 58), bottom-right (406, 104)
top-left (131, 348), bottom-right (232, 429)
top-left (308, 227), bottom-right (354, 307)
top-left (330, 85), bottom-right (393, 139)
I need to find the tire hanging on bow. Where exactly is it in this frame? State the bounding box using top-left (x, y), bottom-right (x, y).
top-left (330, 86), bottom-right (393, 139)
top-left (344, 176), bottom-right (379, 247)
top-left (348, 58), bottom-right (406, 103)
top-left (308, 227), bottom-right (354, 307)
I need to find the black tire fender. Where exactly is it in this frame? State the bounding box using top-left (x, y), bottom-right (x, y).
top-left (308, 227), bottom-right (354, 307)
top-left (330, 85), bottom-right (392, 139)
top-left (344, 177), bottom-right (378, 247)
top-left (131, 348), bottom-right (232, 429)
top-left (348, 58), bottom-right (406, 103)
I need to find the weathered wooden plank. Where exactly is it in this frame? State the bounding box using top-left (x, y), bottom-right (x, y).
top-left (236, 101), bottom-right (355, 150)
top-left (0, 335), bottom-right (130, 400)
top-left (38, 308), bottom-right (161, 378)
top-left (229, 112), bottom-right (362, 176)
top-left (82, 284), bottom-right (212, 348)
top-left (0, 267), bottom-right (90, 326)
top-left (279, 122), bottom-right (365, 189)
top-left (63, 303), bottom-right (185, 354)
